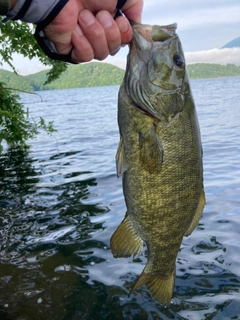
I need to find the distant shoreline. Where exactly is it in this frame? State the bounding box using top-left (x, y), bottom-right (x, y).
top-left (0, 62), bottom-right (240, 92)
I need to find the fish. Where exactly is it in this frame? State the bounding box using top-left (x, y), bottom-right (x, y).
top-left (110, 22), bottom-right (206, 306)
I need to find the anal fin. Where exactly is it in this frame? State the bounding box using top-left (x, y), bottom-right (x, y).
top-left (110, 214), bottom-right (143, 258)
top-left (185, 190), bottom-right (206, 236)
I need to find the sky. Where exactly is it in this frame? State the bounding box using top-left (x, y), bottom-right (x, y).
top-left (1, 0), bottom-right (240, 74)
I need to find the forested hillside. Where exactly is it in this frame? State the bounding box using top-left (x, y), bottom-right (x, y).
top-left (187, 63), bottom-right (240, 79)
top-left (1, 62), bottom-right (240, 91)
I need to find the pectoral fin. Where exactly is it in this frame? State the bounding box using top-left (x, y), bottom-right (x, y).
top-left (110, 214), bottom-right (143, 258)
top-left (185, 190), bottom-right (206, 236)
top-left (116, 138), bottom-right (127, 178)
top-left (139, 124), bottom-right (164, 173)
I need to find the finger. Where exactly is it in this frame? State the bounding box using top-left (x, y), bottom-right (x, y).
top-left (78, 9), bottom-right (110, 61)
top-left (83, 0), bottom-right (117, 13)
top-left (43, 27), bottom-right (73, 55)
top-left (115, 16), bottom-right (133, 45)
top-left (71, 24), bottom-right (95, 62)
top-left (96, 10), bottom-right (121, 55)
top-left (121, 0), bottom-right (143, 23)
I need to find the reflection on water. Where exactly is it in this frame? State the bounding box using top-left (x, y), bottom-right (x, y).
top-left (0, 79), bottom-right (240, 319)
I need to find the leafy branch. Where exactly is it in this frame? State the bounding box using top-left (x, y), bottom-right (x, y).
top-left (0, 20), bottom-right (66, 152)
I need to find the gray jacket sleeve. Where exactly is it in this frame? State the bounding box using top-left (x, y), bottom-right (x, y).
top-left (3, 0), bottom-right (72, 62)
top-left (5, 0), bottom-right (66, 24)
top-left (3, 0), bottom-right (127, 64)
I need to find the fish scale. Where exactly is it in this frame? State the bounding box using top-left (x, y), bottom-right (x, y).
top-left (111, 22), bottom-right (205, 306)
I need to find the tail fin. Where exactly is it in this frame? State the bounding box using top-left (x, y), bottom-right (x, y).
top-left (110, 214), bottom-right (143, 258)
top-left (130, 266), bottom-right (176, 306)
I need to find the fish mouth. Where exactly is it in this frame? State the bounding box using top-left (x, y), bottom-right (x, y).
top-left (131, 22), bottom-right (177, 46)
top-left (128, 22), bottom-right (185, 92)
top-left (125, 22), bottom-right (186, 118)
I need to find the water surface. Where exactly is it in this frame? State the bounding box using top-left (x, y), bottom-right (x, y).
top-left (0, 77), bottom-right (240, 319)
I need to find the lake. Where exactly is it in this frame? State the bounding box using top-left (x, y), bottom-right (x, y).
top-left (0, 76), bottom-right (240, 320)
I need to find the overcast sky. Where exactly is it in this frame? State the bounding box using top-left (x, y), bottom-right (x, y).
top-left (142, 0), bottom-right (240, 50)
top-left (1, 0), bottom-right (240, 74)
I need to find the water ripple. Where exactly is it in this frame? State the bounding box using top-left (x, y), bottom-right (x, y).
top-left (0, 79), bottom-right (240, 319)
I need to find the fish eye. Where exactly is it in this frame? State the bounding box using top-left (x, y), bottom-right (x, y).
top-left (173, 53), bottom-right (184, 67)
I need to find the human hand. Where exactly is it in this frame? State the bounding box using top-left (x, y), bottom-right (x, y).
top-left (43, 0), bottom-right (143, 63)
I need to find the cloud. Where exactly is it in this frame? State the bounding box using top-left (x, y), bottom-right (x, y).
top-left (141, 0), bottom-right (240, 51)
top-left (104, 48), bottom-right (240, 71)
top-left (104, 47), bottom-right (129, 70)
top-left (142, 1), bottom-right (240, 30)
top-left (1, 54), bottom-right (50, 75)
top-left (3, 47), bottom-right (239, 75)
top-left (18, 65), bottom-right (50, 75)
top-left (185, 48), bottom-right (240, 66)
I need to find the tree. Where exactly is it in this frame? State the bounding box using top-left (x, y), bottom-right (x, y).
top-left (0, 20), bottom-right (67, 83)
top-left (0, 81), bottom-right (56, 154)
top-left (0, 20), bottom-right (67, 152)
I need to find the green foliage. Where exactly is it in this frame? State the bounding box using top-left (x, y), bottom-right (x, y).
top-left (0, 20), bottom-right (67, 81)
top-left (0, 82), bottom-right (56, 153)
top-left (45, 62), bottom-right (125, 90)
top-left (0, 20), bottom-right (66, 151)
top-left (0, 62), bottom-right (125, 91)
top-left (0, 68), bottom-right (33, 90)
top-left (187, 63), bottom-right (240, 79)
top-left (1, 62), bottom-right (240, 92)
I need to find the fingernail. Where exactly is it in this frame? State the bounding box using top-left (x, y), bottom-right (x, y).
top-left (118, 17), bottom-right (128, 33)
top-left (79, 10), bottom-right (95, 27)
top-left (101, 13), bottom-right (113, 29)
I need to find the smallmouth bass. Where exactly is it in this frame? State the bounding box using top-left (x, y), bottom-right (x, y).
top-left (110, 22), bottom-right (206, 305)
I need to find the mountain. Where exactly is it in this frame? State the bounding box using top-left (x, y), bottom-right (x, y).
top-left (0, 62), bottom-right (125, 91)
top-left (221, 37), bottom-right (240, 49)
top-left (0, 62), bottom-right (240, 91)
top-left (45, 62), bottom-right (125, 90)
top-left (0, 68), bottom-right (33, 91)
